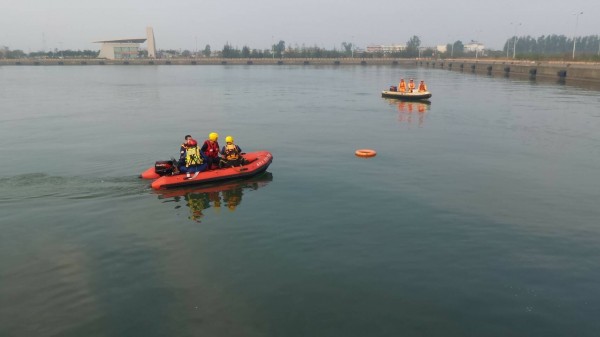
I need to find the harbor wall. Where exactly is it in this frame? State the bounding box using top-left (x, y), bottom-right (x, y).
top-left (2, 58), bottom-right (600, 83)
top-left (417, 59), bottom-right (600, 83)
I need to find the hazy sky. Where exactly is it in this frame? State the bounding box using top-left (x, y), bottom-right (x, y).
top-left (2, 0), bottom-right (598, 52)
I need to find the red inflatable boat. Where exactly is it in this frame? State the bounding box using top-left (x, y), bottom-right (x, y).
top-left (140, 151), bottom-right (273, 190)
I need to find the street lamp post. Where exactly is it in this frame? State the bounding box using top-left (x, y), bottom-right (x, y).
top-left (451, 42), bottom-right (454, 58)
top-left (572, 11), bottom-right (583, 60)
top-left (474, 30), bottom-right (482, 59)
top-left (511, 22), bottom-right (521, 59)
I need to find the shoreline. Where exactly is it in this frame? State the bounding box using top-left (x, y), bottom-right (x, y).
top-left (2, 57), bottom-right (600, 83)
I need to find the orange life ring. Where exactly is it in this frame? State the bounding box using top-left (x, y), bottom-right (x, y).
top-left (355, 149), bottom-right (377, 158)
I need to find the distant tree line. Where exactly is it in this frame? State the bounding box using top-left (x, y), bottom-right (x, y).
top-left (503, 34), bottom-right (600, 59)
top-left (0, 47), bottom-right (98, 59)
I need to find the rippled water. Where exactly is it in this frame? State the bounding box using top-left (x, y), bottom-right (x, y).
top-left (1, 65), bottom-right (600, 336)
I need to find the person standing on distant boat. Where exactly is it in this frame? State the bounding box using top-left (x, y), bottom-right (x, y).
top-left (180, 139), bottom-right (208, 178)
top-left (398, 79), bottom-right (407, 93)
top-left (219, 135), bottom-right (246, 168)
top-left (201, 132), bottom-right (221, 170)
top-left (408, 79), bottom-right (415, 92)
top-left (418, 80), bottom-right (428, 92)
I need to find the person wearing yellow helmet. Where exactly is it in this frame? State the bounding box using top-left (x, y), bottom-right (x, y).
top-left (219, 135), bottom-right (246, 168)
top-left (201, 132), bottom-right (221, 170)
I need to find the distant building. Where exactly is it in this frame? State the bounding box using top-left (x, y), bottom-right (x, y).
top-left (95, 27), bottom-right (157, 60)
top-left (464, 41), bottom-right (485, 53)
top-left (366, 44), bottom-right (406, 54)
top-left (436, 45), bottom-right (448, 53)
top-left (95, 38), bottom-right (146, 59)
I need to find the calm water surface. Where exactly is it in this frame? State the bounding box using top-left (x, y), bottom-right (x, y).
top-left (1, 65), bottom-right (600, 336)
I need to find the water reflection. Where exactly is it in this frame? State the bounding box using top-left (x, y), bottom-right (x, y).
top-left (383, 98), bottom-right (431, 126)
top-left (155, 172), bottom-right (273, 222)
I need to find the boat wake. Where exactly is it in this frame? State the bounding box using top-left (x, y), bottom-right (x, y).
top-left (0, 173), bottom-right (149, 203)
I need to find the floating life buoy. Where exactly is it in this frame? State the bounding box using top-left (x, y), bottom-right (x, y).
top-left (355, 149), bottom-right (377, 158)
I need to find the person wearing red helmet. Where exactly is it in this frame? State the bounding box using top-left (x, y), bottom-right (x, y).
top-left (179, 138), bottom-right (208, 178)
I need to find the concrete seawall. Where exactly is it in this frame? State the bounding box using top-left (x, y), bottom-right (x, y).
top-left (2, 57), bottom-right (600, 83)
top-left (417, 59), bottom-right (600, 83)
top-left (0, 57), bottom-right (413, 66)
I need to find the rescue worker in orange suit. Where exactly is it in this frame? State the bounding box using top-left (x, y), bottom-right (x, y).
top-left (398, 79), bottom-right (407, 93)
top-left (201, 132), bottom-right (221, 170)
top-left (180, 139), bottom-right (208, 178)
top-left (408, 79), bottom-right (415, 92)
top-left (418, 80), bottom-right (428, 92)
top-left (219, 135), bottom-right (246, 168)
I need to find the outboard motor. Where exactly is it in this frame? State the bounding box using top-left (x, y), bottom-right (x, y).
top-left (154, 160), bottom-right (174, 176)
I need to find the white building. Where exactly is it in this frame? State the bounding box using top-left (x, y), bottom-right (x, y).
top-left (95, 38), bottom-right (146, 59)
top-left (464, 41), bottom-right (485, 53)
top-left (95, 27), bottom-right (157, 60)
top-left (366, 44), bottom-right (406, 53)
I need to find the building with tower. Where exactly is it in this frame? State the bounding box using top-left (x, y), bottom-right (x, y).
top-left (95, 27), bottom-right (157, 60)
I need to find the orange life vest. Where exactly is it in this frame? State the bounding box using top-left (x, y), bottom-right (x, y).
top-left (399, 81), bottom-right (406, 92)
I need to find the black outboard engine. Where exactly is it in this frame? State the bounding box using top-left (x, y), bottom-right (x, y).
top-left (155, 160), bottom-right (174, 176)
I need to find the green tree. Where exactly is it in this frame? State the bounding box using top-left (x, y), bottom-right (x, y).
top-left (272, 40), bottom-right (285, 58)
top-left (7, 49), bottom-right (26, 58)
top-left (341, 42), bottom-right (353, 56)
top-left (406, 35), bottom-right (421, 57)
top-left (203, 44), bottom-right (211, 57)
top-left (242, 45), bottom-right (250, 58)
top-left (452, 40), bottom-right (464, 57)
top-left (222, 43), bottom-right (234, 58)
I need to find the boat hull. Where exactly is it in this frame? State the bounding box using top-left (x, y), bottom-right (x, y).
top-left (381, 90), bottom-right (432, 100)
top-left (142, 151), bottom-right (273, 190)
